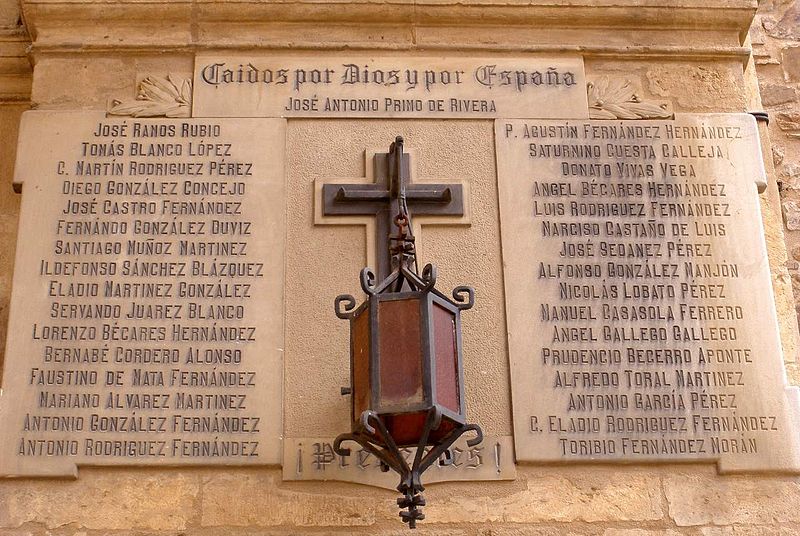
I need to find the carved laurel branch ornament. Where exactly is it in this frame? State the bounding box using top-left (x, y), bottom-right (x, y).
top-left (108, 75), bottom-right (192, 118)
top-left (587, 76), bottom-right (672, 120)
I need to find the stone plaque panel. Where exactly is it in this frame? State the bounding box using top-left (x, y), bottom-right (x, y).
top-left (496, 115), bottom-right (800, 473)
top-left (283, 435), bottom-right (515, 488)
top-left (193, 55), bottom-right (587, 119)
top-left (0, 112), bottom-right (285, 476)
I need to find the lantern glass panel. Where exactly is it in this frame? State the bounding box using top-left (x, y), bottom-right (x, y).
top-left (383, 412), bottom-right (458, 447)
top-left (378, 298), bottom-right (424, 407)
top-left (432, 303), bottom-right (461, 414)
top-left (352, 307), bottom-right (371, 419)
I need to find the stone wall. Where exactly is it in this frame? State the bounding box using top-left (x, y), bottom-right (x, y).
top-left (755, 1), bottom-right (800, 354)
top-left (2, 464), bottom-right (800, 535)
top-left (5, 135), bottom-right (800, 533)
top-left (0, 0), bottom-right (28, 380)
top-left (2, 1), bottom-right (800, 535)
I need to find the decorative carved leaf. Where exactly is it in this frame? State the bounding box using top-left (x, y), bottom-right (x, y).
top-left (108, 75), bottom-right (192, 118)
top-left (179, 79), bottom-right (192, 104)
top-left (587, 76), bottom-right (672, 120)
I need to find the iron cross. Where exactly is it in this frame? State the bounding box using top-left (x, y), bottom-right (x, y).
top-left (322, 136), bottom-right (464, 280)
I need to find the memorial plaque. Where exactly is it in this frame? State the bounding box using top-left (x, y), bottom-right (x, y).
top-left (0, 112), bottom-right (286, 476)
top-left (193, 55), bottom-right (588, 119)
top-left (496, 115), bottom-right (800, 472)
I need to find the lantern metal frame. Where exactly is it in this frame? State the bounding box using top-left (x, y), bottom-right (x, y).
top-left (332, 136), bottom-right (483, 529)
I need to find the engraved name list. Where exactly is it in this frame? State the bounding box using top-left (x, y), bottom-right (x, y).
top-left (0, 113), bottom-right (286, 476)
top-left (496, 115), bottom-right (800, 473)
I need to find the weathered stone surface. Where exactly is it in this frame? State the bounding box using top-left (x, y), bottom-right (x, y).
top-left (200, 471), bottom-right (378, 527)
top-left (20, 1), bottom-right (756, 53)
top-left (780, 163), bottom-right (800, 188)
top-left (774, 145), bottom-right (785, 167)
top-left (0, 471), bottom-right (198, 530)
top-left (0, 530), bottom-right (34, 536)
top-left (31, 58), bottom-right (135, 109)
top-left (701, 526), bottom-right (800, 536)
top-left (753, 36), bottom-right (782, 65)
top-left (756, 54), bottom-right (781, 66)
top-left (783, 200), bottom-right (800, 229)
top-left (761, 83), bottom-right (797, 106)
top-left (477, 528), bottom-right (583, 536)
top-left (786, 362), bottom-right (800, 385)
top-left (0, 0), bottom-right (18, 28)
top-left (423, 472), bottom-right (663, 524)
top-left (169, 530), bottom-right (466, 536)
top-left (776, 112), bottom-right (800, 137)
top-left (791, 273), bottom-right (800, 292)
top-left (782, 47), bottom-right (800, 82)
top-left (646, 65), bottom-right (744, 110)
top-left (750, 16), bottom-right (767, 44)
top-left (603, 530), bottom-right (682, 536)
top-left (0, 105), bottom-right (23, 373)
top-left (765, 4), bottom-right (800, 40)
top-left (665, 473), bottom-right (800, 526)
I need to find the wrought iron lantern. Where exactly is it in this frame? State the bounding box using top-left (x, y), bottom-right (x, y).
top-left (333, 137), bottom-right (483, 528)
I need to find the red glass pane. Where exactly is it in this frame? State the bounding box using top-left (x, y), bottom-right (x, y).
top-left (352, 307), bottom-right (371, 418)
top-left (378, 298), bottom-right (424, 407)
top-left (384, 412), bottom-right (458, 447)
top-left (433, 303), bottom-right (460, 414)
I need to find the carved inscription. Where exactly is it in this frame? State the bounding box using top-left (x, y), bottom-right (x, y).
top-left (193, 55), bottom-right (588, 119)
top-left (496, 115), bottom-right (800, 473)
top-left (0, 112), bottom-right (285, 476)
top-left (283, 436), bottom-right (515, 488)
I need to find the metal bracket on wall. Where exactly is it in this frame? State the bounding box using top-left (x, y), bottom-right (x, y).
top-left (749, 111), bottom-right (770, 125)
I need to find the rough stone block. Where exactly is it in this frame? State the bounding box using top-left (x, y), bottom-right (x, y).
top-left (646, 65), bottom-right (744, 111)
top-left (477, 528), bottom-right (583, 536)
top-left (0, 471), bottom-right (198, 530)
top-left (783, 200), bottom-right (800, 230)
top-left (0, 4), bottom-right (18, 28)
top-left (665, 473), bottom-right (800, 526)
top-left (0, 530), bottom-right (34, 536)
top-left (750, 17), bottom-right (767, 45)
top-left (780, 163), bottom-right (800, 188)
top-left (774, 145), bottom-right (785, 167)
top-left (777, 112), bottom-right (800, 138)
top-left (782, 47), bottom-right (800, 82)
top-left (756, 56), bottom-right (782, 66)
top-left (423, 472), bottom-right (663, 524)
top-left (786, 362), bottom-right (800, 385)
top-left (200, 471), bottom-right (378, 527)
top-left (31, 58), bottom-right (135, 109)
top-left (761, 83), bottom-right (798, 107)
top-left (701, 527), bottom-right (800, 536)
top-left (120, 530), bottom-right (462, 536)
top-left (603, 530), bottom-right (682, 536)
top-left (766, 4), bottom-right (800, 40)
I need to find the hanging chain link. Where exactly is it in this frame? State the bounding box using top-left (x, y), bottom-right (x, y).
top-left (388, 136), bottom-right (420, 275)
